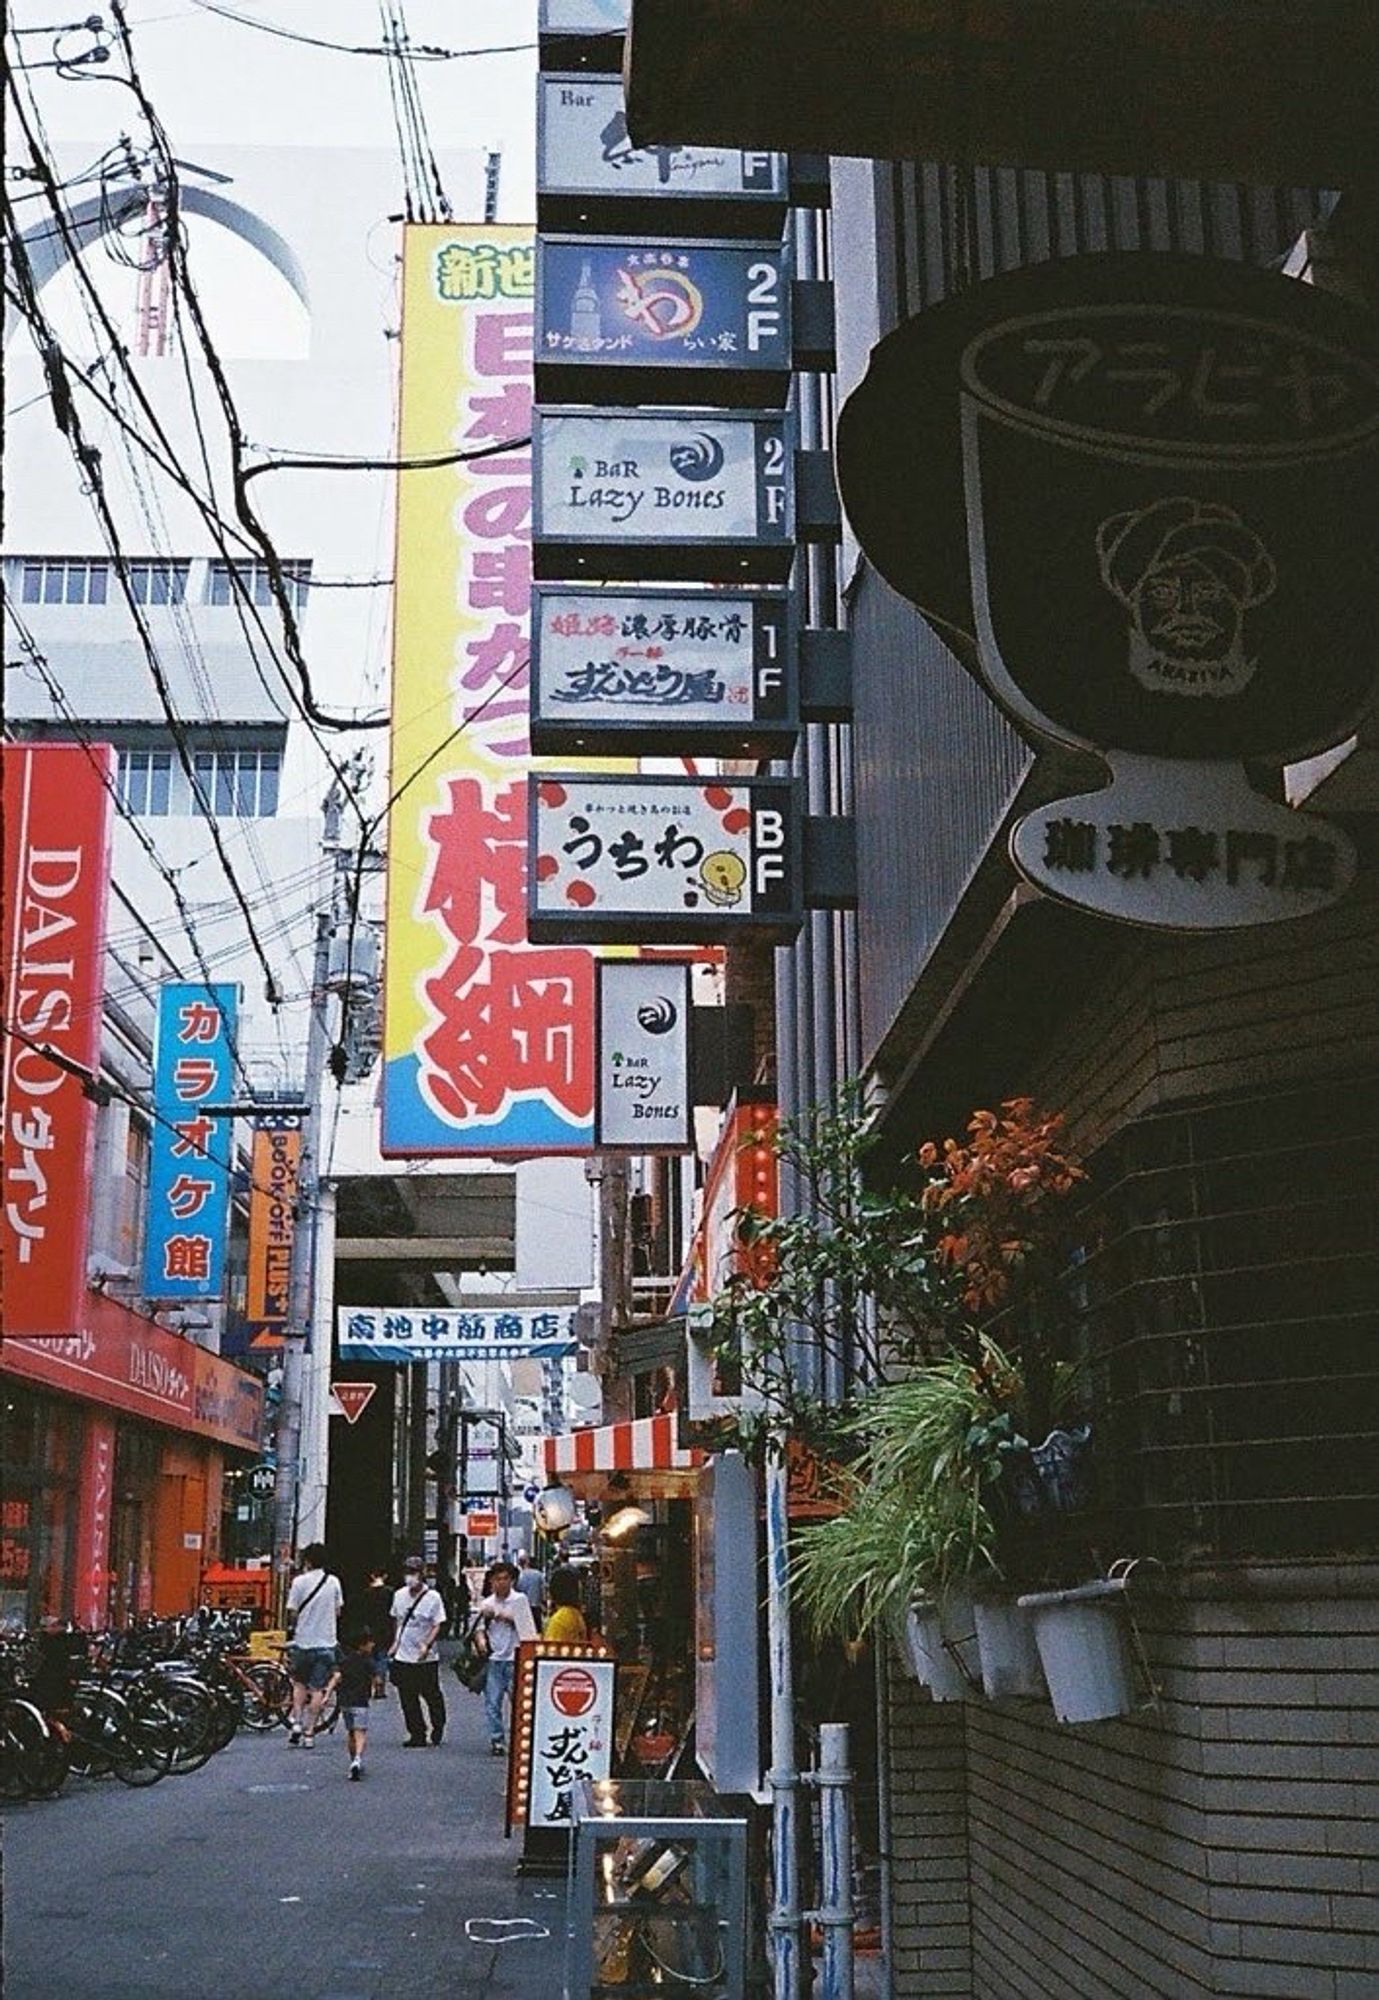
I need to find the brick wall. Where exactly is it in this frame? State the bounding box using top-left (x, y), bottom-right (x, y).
top-left (883, 1566), bottom-right (1379, 1999)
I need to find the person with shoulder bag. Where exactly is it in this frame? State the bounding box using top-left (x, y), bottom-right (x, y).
top-left (388, 1557), bottom-right (448, 1747)
top-left (285, 1542), bottom-right (344, 1747)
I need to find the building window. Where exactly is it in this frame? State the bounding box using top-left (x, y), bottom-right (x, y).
top-left (115, 743), bottom-right (282, 818)
top-left (20, 559), bottom-right (110, 606)
top-left (206, 560), bottom-right (310, 610)
top-left (118, 749), bottom-right (175, 816)
top-left (124, 561), bottom-right (190, 606)
top-left (192, 746), bottom-right (281, 818)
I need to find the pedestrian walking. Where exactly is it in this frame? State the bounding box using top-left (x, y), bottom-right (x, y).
top-left (285, 1542), bottom-right (344, 1747)
top-left (542, 1564), bottom-right (588, 1643)
top-left (476, 1559), bottom-right (537, 1756)
top-left (515, 1550), bottom-right (546, 1621)
top-left (388, 1556), bottom-right (448, 1747)
top-left (327, 1629), bottom-right (375, 1780)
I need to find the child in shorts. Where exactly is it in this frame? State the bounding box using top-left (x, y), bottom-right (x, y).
top-left (328, 1629), bottom-right (375, 1780)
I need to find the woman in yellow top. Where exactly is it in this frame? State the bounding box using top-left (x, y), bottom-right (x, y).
top-left (542, 1564), bottom-right (588, 1643)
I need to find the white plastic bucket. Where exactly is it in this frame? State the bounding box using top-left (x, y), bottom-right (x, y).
top-left (1018, 1578), bottom-right (1135, 1723)
top-left (903, 1589), bottom-right (979, 1701)
top-left (973, 1595), bottom-right (1047, 1700)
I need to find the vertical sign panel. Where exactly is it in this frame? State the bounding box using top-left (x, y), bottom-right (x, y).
top-left (382, 224), bottom-right (599, 1154)
top-left (244, 1116), bottom-right (301, 1349)
top-left (1, 744), bottom-right (113, 1335)
top-left (527, 1655), bottom-right (616, 1827)
top-left (596, 959), bottom-right (692, 1149)
top-left (142, 982), bottom-right (237, 1299)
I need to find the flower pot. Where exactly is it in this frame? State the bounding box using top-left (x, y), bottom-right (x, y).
top-left (901, 1589), bottom-right (980, 1701)
top-left (1017, 1578), bottom-right (1135, 1724)
top-left (999, 1424), bottom-right (1094, 1521)
top-left (972, 1595), bottom-right (1046, 1701)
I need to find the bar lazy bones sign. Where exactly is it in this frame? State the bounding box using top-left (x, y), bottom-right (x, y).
top-left (837, 254), bottom-right (1379, 930)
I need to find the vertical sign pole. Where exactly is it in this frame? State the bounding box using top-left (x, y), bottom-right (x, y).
top-left (766, 1437), bottom-right (805, 1999)
top-left (271, 904), bottom-right (334, 1624)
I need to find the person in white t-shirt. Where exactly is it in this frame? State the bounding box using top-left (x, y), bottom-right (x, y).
top-left (476, 1560), bottom-right (537, 1756)
top-left (388, 1557), bottom-right (448, 1747)
top-left (285, 1542), bottom-right (344, 1746)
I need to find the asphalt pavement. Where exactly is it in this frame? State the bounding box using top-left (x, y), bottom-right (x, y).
top-left (2, 1665), bottom-right (570, 2000)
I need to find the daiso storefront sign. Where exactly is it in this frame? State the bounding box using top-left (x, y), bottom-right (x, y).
top-left (2, 744), bottom-right (114, 1335)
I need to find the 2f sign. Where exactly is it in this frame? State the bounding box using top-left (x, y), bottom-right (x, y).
top-left (746, 260), bottom-right (783, 355)
top-left (759, 430), bottom-right (788, 531)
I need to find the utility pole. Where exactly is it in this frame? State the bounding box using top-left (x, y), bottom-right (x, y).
top-left (270, 901), bottom-right (334, 1621)
top-left (271, 776), bottom-right (349, 1621)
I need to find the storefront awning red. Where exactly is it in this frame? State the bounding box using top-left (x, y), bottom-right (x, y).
top-left (543, 1415), bottom-right (702, 1493)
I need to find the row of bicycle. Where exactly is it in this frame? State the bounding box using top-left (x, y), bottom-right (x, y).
top-left (0, 1614), bottom-right (338, 1800)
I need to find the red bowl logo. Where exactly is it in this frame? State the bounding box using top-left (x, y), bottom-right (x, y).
top-left (550, 1666), bottom-right (598, 1717)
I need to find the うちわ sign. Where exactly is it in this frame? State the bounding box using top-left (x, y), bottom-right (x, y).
top-left (836, 253), bottom-right (1378, 929)
top-left (529, 775), bottom-right (801, 943)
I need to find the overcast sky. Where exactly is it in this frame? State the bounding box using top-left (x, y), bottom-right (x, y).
top-left (9, 0), bottom-right (537, 218)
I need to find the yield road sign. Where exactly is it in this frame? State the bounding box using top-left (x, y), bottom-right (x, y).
top-left (331, 1382), bottom-right (377, 1425)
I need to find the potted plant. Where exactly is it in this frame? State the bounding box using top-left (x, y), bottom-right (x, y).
top-left (706, 1090), bottom-right (1135, 1717)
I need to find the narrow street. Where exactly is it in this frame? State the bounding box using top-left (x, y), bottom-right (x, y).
top-left (3, 1678), bottom-right (569, 2000)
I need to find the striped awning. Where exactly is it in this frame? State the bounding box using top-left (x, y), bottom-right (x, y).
top-left (543, 1414), bottom-right (702, 1480)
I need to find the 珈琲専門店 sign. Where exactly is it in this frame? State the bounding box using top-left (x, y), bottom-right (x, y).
top-left (244, 1117), bottom-right (301, 1348)
top-left (836, 252), bottom-right (1378, 930)
top-left (538, 74), bottom-right (785, 205)
top-left (2, 743), bottom-right (113, 1336)
top-left (530, 584), bottom-right (794, 755)
top-left (382, 224), bottom-right (601, 1155)
top-left (336, 1305), bottom-right (579, 1364)
top-left (536, 237), bottom-right (790, 401)
top-left (529, 775), bottom-right (801, 943)
top-left (142, 981), bottom-right (238, 1299)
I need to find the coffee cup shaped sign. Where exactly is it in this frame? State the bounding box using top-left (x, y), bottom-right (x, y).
top-left (837, 254), bottom-right (1379, 767)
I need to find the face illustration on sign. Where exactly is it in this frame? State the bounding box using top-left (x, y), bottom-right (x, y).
top-left (837, 255), bottom-right (1379, 766)
top-left (1095, 496), bottom-right (1278, 700)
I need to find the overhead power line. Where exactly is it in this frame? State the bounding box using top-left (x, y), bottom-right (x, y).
top-left (185, 0), bottom-right (533, 62)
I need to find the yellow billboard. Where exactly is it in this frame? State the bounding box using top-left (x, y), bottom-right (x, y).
top-left (382, 224), bottom-right (595, 1153)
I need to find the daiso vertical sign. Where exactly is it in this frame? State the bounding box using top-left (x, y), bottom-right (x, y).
top-left (2, 744), bottom-right (113, 1336)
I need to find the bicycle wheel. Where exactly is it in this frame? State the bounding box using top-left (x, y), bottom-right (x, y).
top-left (314, 1684), bottom-right (340, 1734)
top-left (110, 1700), bottom-right (176, 1788)
top-left (68, 1685), bottom-right (126, 1777)
top-left (240, 1662), bottom-right (292, 1731)
top-left (138, 1680), bottom-right (217, 1775)
top-left (0, 1697), bottom-right (67, 1801)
